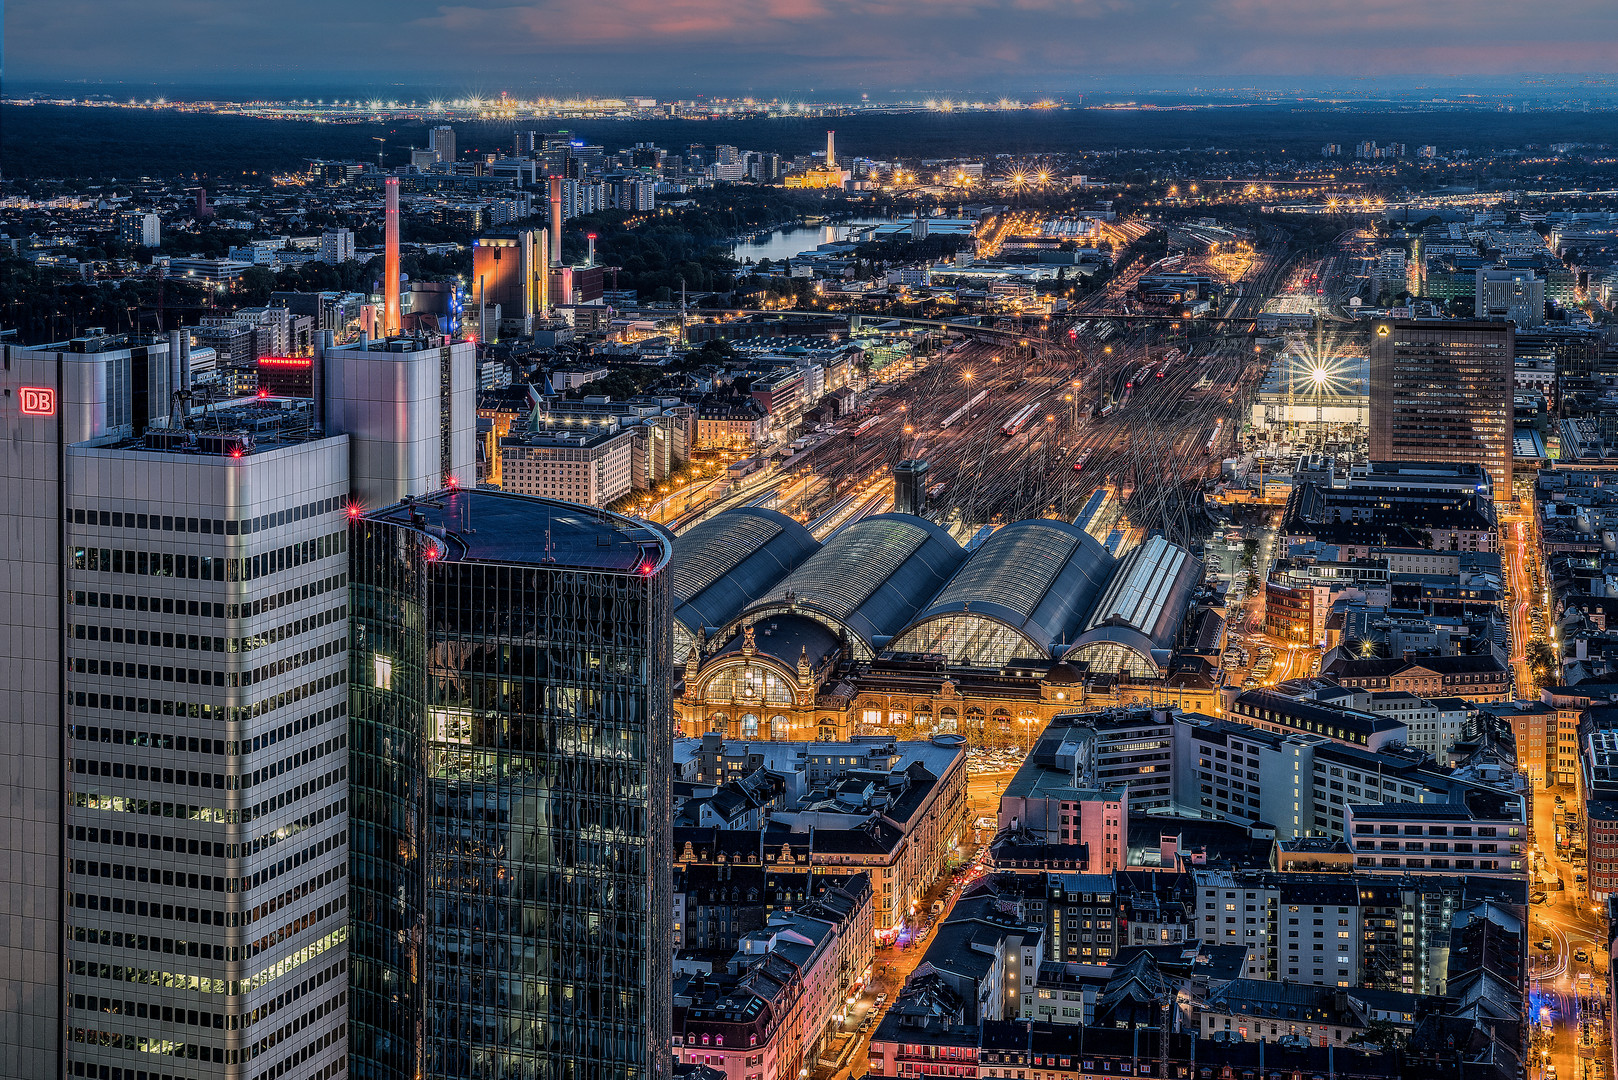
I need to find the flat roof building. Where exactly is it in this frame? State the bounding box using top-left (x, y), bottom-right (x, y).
top-left (1368, 320), bottom-right (1513, 498)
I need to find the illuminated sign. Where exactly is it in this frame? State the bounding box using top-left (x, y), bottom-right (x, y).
top-left (20, 387), bottom-right (56, 416)
top-left (258, 356), bottom-right (312, 367)
top-left (1376, 325), bottom-right (1390, 337)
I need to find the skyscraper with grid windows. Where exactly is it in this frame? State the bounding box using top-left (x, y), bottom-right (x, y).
top-left (348, 487), bottom-right (674, 1080)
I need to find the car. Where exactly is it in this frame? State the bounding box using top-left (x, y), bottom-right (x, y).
top-left (1531, 892), bottom-right (1548, 905)
top-left (875, 993), bottom-right (887, 1004)
top-left (1539, 938), bottom-right (1554, 951)
top-left (1575, 948), bottom-right (1589, 963)
top-left (1576, 873), bottom-right (1587, 883)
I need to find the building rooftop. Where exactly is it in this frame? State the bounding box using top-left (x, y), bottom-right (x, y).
top-left (745, 513), bottom-right (967, 653)
top-left (366, 487), bottom-right (669, 573)
top-left (100, 397), bottom-right (329, 457)
top-left (667, 507), bottom-right (819, 644)
top-left (893, 518), bottom-right (1116, 663)
top-left (1346, 801), bottom-right (1473, 819)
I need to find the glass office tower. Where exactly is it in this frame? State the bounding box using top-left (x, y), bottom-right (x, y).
top-left (349, 488), bottom-right (673, 1080)
top-left (1368, 318), bottom-right (1514, 498)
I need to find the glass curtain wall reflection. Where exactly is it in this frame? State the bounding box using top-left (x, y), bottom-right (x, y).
top-left (350, 491), bottom-right (673, 1080)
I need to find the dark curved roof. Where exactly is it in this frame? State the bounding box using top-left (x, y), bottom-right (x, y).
top-left (368, 488), bottom-right (672, 573)
top-left (1069, 535), bottom-right (1201, 667)
top-left (667, 507), bottom-right (819, 639)
top-left (893, 519), bottom-right (1116, 659)
top-left (708, 613), bottom-right (843, 671)
top-left (742, 514), bottom-right (967, 652)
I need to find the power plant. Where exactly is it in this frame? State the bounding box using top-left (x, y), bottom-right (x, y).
top-left (784, 130), bottom-right (849, 189)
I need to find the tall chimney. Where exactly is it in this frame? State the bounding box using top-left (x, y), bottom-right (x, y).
top-left (826, 130), bottom-right (836, 168)
top-left (548, 176), bottom-right (563, 266)
top-left (384, 177), bottom-right (401, 335)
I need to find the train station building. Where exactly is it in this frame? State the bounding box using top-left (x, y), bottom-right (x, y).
top-left (670, 508), bottom-right (1214, 742)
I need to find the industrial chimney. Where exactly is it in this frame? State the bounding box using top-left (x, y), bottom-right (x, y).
top-left (826, 131), bottom-right (836, 169)
top-left (384, 177), bottom-right (401, 335)
top-left (548, 176), bottom-right (563, 266)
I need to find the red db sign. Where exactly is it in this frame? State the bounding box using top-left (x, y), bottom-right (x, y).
top-left (20, 387), bottom-right (56, 416)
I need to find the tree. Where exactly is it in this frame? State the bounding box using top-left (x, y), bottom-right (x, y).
top-left (1348, 1020), bottom-right (1409, 1052)
top-left (235, 266), bottom-right (279, 306)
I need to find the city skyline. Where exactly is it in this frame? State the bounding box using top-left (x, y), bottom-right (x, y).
top-left (8, 0), bottom-right (1618, 95)
top-left (2, 2), bottom-right (1614, 1075)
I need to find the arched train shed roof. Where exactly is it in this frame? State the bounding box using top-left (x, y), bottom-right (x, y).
top-left (889, 519), bottom-right (1117, 665)
top-left (667, 507), bottom-right (819, 643)
top-left (1068, 534), bottom-right (1201, 671)
top-left (737, 514), bottom-right (967, 655)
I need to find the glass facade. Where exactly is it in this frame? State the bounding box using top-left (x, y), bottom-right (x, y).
top-left (350, 492), bottom-right (673, 1080)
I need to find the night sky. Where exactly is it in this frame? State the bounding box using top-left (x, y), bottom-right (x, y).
top-left (8, 0), bottom-right (1618, 96)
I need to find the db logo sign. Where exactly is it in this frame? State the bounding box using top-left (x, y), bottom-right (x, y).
top-left (20, 387), bottom-right (56, 416)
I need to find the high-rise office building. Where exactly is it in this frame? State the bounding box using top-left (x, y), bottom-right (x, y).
top-left (429, 125), bottom-right (457, 165)
top-left (62, 400), bottom-right (352, 1080)
top-left (119, 211), bottom-right (162, 248)
top-left (349, 488), bottom-right (674, 1080)
top-left (1, 331), bottom-right (176, 1078)
top-left (1368, 319), bottom-right (1514, 498)
top-left (1475, 266), bottom-right (1546, 327)
top-left (1, 328), bottom-right (476, 1077)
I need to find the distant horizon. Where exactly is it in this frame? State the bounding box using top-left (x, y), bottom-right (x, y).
top-left (9, 74), bottom-right (1618, 106)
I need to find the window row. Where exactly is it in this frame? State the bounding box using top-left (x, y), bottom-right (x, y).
top-left (71, 633), bottom-right (345, 688)
top-left (72, 601), bottom-right (345, 655)
top-left (69, 681), bottom-right (346, 732)
top-left (75, 591), bottom-right (224, 618)
top-left (249, 894), bottom-right (348, 962)
top-left (246, 796), bottom-right (345, 873)
top-left (73, 758), bottom-right (226, 791)
top-left (71, 827), bottom-right (227, 859)
top-left (243, 769), bottom-right (347, 827)
top-left (67, 791), bottom-right (231, 824)
top-left (72, 725), bottom-right (225, 756)
top-left (73, 661), bottom-right (225, 688)
top-left (72, 530), bottom-right (345, 583)
top-left (69, 496), bottom-right (343, 536)
top-left (243, 734), bottom-right (345, 791)
top-left (72, 861), bottom-right (231, 895)
top-left (74, 924), bottom-right (239, 964)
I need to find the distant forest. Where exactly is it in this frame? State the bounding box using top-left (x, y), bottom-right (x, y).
top-left (5, 103), bottom-right (1618, 181)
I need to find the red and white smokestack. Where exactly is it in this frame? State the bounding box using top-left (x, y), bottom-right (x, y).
top-left (548, 176), bottom-right (563, 266)
top-left (384, 177), bottom-right (401, 335)
top-left (826, 130), bottom-right (836, 168)
top-left (587, 232), bottom-right (596, 268)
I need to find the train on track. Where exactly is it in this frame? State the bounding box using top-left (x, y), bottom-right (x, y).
top-left (941, 389), bottom-right (989, 429)
top-left (1002, 401), bottom-right (1041, 437)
